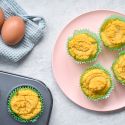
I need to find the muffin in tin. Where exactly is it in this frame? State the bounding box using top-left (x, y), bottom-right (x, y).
top-left (7, 85), bottom-right (44, 123)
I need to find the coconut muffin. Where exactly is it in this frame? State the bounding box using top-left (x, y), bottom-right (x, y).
top-left (100, 15), bottom-right (125, 50)
top-left (67, 29), bottom-right (101, 63)
top-left (8, 85), bottom-right (44, 123)
top-left (80, 65), bottom-right (114, 101)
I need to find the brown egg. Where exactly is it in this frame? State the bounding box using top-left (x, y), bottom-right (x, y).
top-left (1, 16), bottom-right (25, 46)
top-left (0, 8), bottom-right (5, 30)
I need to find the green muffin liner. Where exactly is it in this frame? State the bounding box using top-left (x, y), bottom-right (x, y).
top-left (80, 64), bottom-right (114, 101)
top-left (67, 29), bottom-right (102, 64)
top-left (7, 85), bottom-right (44, 123)
top-left (99, 15), bottom-right (125, 51)
top-left (112, 50), bottom-right (125, 85)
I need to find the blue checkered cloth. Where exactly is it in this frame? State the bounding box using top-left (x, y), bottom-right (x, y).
top-left (0, 0), bottom-right (46, 62)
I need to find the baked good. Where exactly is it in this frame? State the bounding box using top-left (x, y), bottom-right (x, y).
top-left (8, 85), bottom-right (44, 123)
top-left (80, 64), bottom-right (114, 101)
top-left (67, 29), bottom-right (101, 63)
top-left (100, 15), bottom-right (125, 50)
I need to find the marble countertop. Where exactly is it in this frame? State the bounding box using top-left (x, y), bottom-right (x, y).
top-left (1, 0), bottom-right (125, 125)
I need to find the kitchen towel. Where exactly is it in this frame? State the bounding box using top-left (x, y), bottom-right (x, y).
top-left (0, 0), bottom-right (46, 62)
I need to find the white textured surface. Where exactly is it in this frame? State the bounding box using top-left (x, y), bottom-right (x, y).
top-left (1, 0), bottom-right (125, 125)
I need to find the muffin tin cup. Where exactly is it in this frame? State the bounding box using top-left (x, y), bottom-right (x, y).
top-left (7, 85), bottom-right (44, 123)
top-left (80, 64), bottom-right (115, 101)
top-left (67, 29), bottom-right (102, 64)
top-left (99, 15), bottom-right (125, 51)
top-left (112, 51), bottom-right (125, 86)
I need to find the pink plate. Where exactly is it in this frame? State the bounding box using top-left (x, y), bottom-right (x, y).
top-left (52, 10), bottom-right (125, 111)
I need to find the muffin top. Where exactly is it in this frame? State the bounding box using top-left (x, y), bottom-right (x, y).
top-left (67, 31), bottom-right (99, 62)
top-left (112, 52), bottom-right (125, 84)
top-left (10, 88), bottom-right (42, 120)
top-left (100, 17), bottom-right (125, 49)
top-left (80, 66), bottom-right (112, 100)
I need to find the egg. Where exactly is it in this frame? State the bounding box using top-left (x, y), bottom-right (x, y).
top-left (1, 16), bottom-right (25, 45)
top-left (0, 8), bottom-right (5, 30)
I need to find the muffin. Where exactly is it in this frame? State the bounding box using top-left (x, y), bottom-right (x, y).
top-left (67, 29), bottom-right (101, 63)
top-left (8, 85), bottom-right (44, 123)
top-left (112, 51), bottom-right (125, 85)
top-left (100, 15), bottom-right (125, 50)
top-left (80, 64), bottom-right (114, 101)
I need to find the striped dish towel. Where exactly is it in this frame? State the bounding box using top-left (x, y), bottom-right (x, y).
top-left (0, 0), bottom-right (46, 62)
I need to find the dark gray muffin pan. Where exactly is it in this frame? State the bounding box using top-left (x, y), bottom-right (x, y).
top-left (0, 71), bottom-right (53, 125)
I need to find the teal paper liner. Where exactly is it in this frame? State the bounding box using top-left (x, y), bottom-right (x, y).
top-left (99, 15), bottom-right (125, 51)
top-left (7, 85), bottom-right (44, 123)
top-left (80, 64), bottom-right (114, 101)
top-left (67, 29), bottom-right (101, 64)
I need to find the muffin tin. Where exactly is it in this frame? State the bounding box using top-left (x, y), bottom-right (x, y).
top-left (0, 71), bottom-right (53, 125)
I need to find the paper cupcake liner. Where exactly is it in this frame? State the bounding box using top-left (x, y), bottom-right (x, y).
top-left (112, 51), bottom-right (125, 85)
top-left (67, 29), bottom-right (101, 64)
top-left (99, 15), bottom-right (125, 51)
top-left (80, 64), bottom-right (114, 101)
top-left (7, 85), bottom-right (44, 123)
